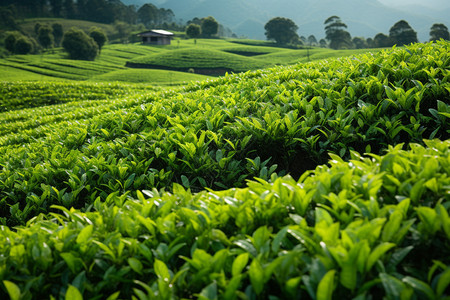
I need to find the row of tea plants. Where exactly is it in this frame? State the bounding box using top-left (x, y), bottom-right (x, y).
top-left (0, 140), bottom-right (449, 299)
top-left (0, 42), bottom-right (448, 226)
top-left (0, 41), bottom-right (448, 298)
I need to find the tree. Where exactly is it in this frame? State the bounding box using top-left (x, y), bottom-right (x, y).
top-left (4, 31), bottom-right (21, 53)
top-left (14, 37), bottom-right (34, 54)
top-left (34, 23), bottom-right (42, 36)
top-left (319, 39), bottom-right (327, 48)
top-left (307, 35), bottom-right (317, 46)
top-left (264, 17), bottom-right (299, 45)
top-left (114, 21), bottom-right (131, 43)
top-left (49, 0), bottom-right (63, 17)
top-left (389, 20), bottom-right (418, 46)
top-left (429, 23), bottom-right (449, 41)
top-left (0, 6), bottom-right (18, 30)
top-left (38, 25), bottom-right (54, 50)
top-left (324, 16), bottom-right (352, 49)
top-left (352, 37), bottom-right (367, 49)
top-left (89, 27), bottom-right (107, 53)
top-left (138, 3), bottom-right (158, 27)
top-left (52, 23), bottom-right (64, 47)
top-left (373, 33), bottom-right (391, 48)
top-left (62, 28), bottom-right (98, 60)
top-left (64, 0), bottom-right (76, 18)
top-left (186, 23), bottom-right (201, 39)
top-left (201, 16), bottom-right (219, 38)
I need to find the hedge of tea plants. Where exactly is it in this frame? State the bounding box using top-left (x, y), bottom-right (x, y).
top-left (0, 140), bottom-right (449, 299)
top-left (0, 41), bottom-right (449, 299)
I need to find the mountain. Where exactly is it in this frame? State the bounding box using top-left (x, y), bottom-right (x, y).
top-left (122, 0), bottom-right (449, 41)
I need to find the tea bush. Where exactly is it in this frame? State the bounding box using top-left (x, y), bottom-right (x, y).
top-left (0, 140), bottom-right (448, 299)
top-left (0, 41), bottom-right (448, 299)
top-left (0, 42), bottom-right (448, 226)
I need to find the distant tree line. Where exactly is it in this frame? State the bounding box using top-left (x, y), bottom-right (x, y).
top-left (0, 0), bottom-right (181, 31)
top-left (185, 16), bottom-right (224, 39)
top-left (264, 16), bottom-right (449, 49)
top-left (3, 20), bottom-right (107, 60)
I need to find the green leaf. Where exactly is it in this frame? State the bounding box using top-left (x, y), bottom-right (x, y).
top-left (65, 284), bottom-right (83, 300)
top-left (380, 273), bottom-right (410, 299)
top-left (317, 269), bottom-right (336, 300)
top-left (198, 282), bottom-right (218, 300)
top-left (234, 240), bottom-right (257, 257)
top-left (437, 268), bottom-right (450, 297)
top-left (402, 276), bottom-right (435, 299)
top-left (366, 243), bottom-right (395, 272)
top-left (223, 275), bottom-right (242, 300)
top-left (154, 259), bottom-right (171, 281)
top-left (76, 225), bottom-right (93, 244)
top-left (232, 252), bottom-right (249, 277)
top-left (105, 291), bottom-right (120, 300)
top-left (3, 281), bottom-right (21, 300)
top-left (128, 257), bottom-right (144, 275)
top-left (181, 175), bottom-right (190, 188)
top-left (382, 211), bottom-right (403, 242)
top-left (60, 252), bottom-right (83, 274)
top-left (249, 259), bottom-right (264, 295)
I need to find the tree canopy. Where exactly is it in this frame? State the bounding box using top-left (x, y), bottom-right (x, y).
top-left (389, 20), bottom-right (418, 46)
top-left (201, 16), bottom-right (219, 38)
top-left (430, 23), bottom-right (449, 41)
top-left (89, 27), bottom-right (107, 52)
top-left (37, 25), bottom-right (54, 50)
top-left (324, 16), bottom-right (352, 49)
top-left (186, 23), bottom-right (201, 39)
top-left (62, 28), bottom-right (98, 60)
top-left (264, 17), bottom-right (299, 45)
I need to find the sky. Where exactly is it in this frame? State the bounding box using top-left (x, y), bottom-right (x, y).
top-left (377, 0), bottom-right (450, 8)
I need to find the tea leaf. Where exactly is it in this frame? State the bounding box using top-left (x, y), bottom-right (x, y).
top-left (65, 284), bottom-right (83, 300)
top-left (232, 253), bottom-right (249, 277)
top-left (249, 258), bottom-right (264, 295)
top-left (317, 269), bottom-right (336, 300)
top-left (3, 281), bottom-right (21, 300)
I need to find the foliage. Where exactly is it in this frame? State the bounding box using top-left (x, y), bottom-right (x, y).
top-left (0, 139), bottom-right (448, 299)
top-left (324, 16), bottom-right (353, 49)
top-left (89, 27), bottom-right (107, 53)
top-left (4, 31), bottom-right (21, 53)
top-left (389, 20), bottom-right (418, 46)
top-left (62, 27), bottom-right (98, 61)
top-left (13, 36), bottom-right (33, 54)
top-left (52, 22), bottom-right (64, 46)
top-left (137, 3), bottom-right (175, 28)
top-left (3, 31), bottom-right (36, 55)
top-left (37, 25), bottom-right (54, 50)
top-left (0, 41), bottom-right (448, 228)
top-left (374, 33), bottom-right (392, 48)
top-left (264, 17), bottom-right (299, 45)
top-left (201, 16), bottom-right (219, 38)
top-left (186, 23), bottom-right (201, 39)
top-left (0, 5), bottom-right (18, 30)
top-left (430, 23), bottom-right (450, 41)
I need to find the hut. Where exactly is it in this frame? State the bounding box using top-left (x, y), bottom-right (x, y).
top-left (138, 30), bottom-right (174, 45)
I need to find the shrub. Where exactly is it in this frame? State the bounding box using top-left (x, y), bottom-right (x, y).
top-left (62, 28), bottom-right (98, 60)
top-left (13, 36), bottom-right (33, 54)
top-left (89, 27), bottom-right (107, 53)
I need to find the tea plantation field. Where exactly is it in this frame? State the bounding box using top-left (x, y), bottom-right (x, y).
top-left (0, 41), bottom-right (449, 299)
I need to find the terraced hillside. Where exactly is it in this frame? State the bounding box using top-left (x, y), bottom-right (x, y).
top-left (0, 38), bottom-right (379, 83)
top-left (0, 41), bottom-right (449, 299)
